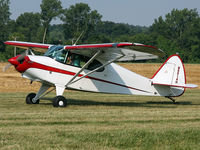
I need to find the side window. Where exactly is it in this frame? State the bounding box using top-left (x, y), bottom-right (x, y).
top-left (87, 59), bottom-right (104, 72)
top-left (66, 53), bottom-right (104, 72)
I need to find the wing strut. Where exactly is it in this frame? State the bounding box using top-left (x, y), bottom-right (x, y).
top-left (66, 54), bottom-right (124, 87)
top-left (66, 50), bottom-right (101, 86)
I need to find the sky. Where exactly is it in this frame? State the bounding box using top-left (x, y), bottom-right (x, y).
top-left (10, 0), bottom-right (200, 26)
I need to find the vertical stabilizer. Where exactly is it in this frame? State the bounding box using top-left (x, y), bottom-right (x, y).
top-left (151, 55), bottom-right (186, 87)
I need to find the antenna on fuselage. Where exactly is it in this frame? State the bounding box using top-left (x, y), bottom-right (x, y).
top-left (72, 31), bottom-right (84, 46)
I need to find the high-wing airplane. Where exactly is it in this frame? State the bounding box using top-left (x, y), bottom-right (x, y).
top-left (4, 41), bottom-right (197, 107)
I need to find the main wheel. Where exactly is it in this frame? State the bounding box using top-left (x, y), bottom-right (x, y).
top-left (26, 93), bottom-right (40, 104)
top-left (53, 96), bottom-right (67, 107)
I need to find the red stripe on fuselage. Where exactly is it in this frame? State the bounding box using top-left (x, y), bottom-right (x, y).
top-left (22, 58), bottom-right (150, 93)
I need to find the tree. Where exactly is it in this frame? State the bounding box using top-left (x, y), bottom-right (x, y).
top-left (0, 0), bottom-right (10, 52)
top-left (40, 0), bottom-right (62, 43)
top-left (150, 8), bottom-right (200, 62)
top-left (95, 21), bottom-right (149, 42)
top-left (61, 3), bottom-right (102, 44)
top-left (48, 24), bottom-right (65, 44)
top-left (16, 12), bottom-right (41, 42)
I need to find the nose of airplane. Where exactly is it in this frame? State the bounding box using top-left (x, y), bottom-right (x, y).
top-left (8, 56), bottom-right (20, 66)
top-left (8, 55), bottom-right (29, 73)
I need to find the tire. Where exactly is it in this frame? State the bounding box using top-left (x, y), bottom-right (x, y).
top-left (53, 96), bottom-right (67, 107)
top-left (26, 93), bottom-right (40, 104)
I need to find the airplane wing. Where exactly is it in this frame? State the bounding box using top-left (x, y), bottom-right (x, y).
top-left (64, 42), bottom-right (165, 61)
top-left (5, 41), bottom-right (164, 61)
top-left (4, 41), bottom-right (52, 53)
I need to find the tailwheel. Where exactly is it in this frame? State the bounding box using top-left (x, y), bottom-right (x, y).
top-left (53, 96), bottom-right (67, 107)
top-left (166, 96), bottom-right (176, 104)
top-left (26, 93), bottom-right (40, 104)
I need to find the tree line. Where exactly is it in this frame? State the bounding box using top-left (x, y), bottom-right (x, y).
top-left (0, 0), bottom-right (200, 63)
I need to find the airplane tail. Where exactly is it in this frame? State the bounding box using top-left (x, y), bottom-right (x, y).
top-left (151, 54), bottom-right (197, 97)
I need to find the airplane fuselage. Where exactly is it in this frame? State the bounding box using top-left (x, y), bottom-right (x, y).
top-left (18, 55), bottom-right (183, 97)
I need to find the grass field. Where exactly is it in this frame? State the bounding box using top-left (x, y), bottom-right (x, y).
top-left (0, 90), bottom-right (200, 150)
top-left (0, 63), bottom-right (200, 149)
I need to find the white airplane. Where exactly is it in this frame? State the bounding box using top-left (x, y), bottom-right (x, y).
top-left (4, 41), bottom-right (197, 107)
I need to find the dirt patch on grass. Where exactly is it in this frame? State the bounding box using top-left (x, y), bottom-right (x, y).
top-left (0, 63), bottom-right (199, 92)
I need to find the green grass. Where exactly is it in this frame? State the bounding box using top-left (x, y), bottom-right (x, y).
top-left (0, 90), bottom-right (200, 150)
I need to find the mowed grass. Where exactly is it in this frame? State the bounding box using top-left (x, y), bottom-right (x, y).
top-left (0, 90), bottom-right (200, 150)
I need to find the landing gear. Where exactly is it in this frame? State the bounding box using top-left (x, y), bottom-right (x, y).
top-left (53, 96), bottom-right (67, 107)
top-left (25, 83), bottom-right (67, 107)
top-left (26, 93), bottom-right (40, 104)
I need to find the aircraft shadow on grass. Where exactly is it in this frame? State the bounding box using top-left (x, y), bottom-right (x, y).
top-left (41, 98), bottom-right (192, 108)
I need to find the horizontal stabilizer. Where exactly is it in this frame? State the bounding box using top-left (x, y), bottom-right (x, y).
top-left (152, 83), bottom-right (198, 88)
top-left (185, 84), bottom-right (198, 88)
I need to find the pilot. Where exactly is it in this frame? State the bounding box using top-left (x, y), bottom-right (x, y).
top-left (66, 54), bottom-right (72, 65)
top-left (72, 55), bottom-right (80, 67)
top-left (66, 53), bottom-right (80, 67)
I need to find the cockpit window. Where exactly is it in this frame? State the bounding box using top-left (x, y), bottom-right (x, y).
top-left (44, 46), bottom-right (68, 63)
top-left (78, 54), bottom-right (104, 72)
top-left (44, 46), bottom-right (104, 72)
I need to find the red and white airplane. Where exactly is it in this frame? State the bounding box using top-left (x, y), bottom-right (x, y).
top-left (4, 41), bottom-right (197, 107)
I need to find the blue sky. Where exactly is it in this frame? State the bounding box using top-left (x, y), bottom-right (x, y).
top-left (10, 0), bottom-right (200, 26)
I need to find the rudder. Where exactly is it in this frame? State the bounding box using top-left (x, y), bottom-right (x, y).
top-left (151, 54), bottom-right (186, 88)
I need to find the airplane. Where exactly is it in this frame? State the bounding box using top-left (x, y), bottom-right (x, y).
top-left (4, 41), bottom-right (197, 107)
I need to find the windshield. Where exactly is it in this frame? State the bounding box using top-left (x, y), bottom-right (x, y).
top-left (44, 46), bottom-right (68, 63)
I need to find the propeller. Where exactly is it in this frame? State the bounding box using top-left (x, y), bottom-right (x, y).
top-left (16, 50), bottom-right (28, 62)
top-left (2, 50), bottom-right (29, 72)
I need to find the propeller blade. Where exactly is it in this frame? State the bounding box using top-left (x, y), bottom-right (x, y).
top-left (16, 50), bottom-right (28, 62)
top-left (2, 63), bottom-right (12, 72)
